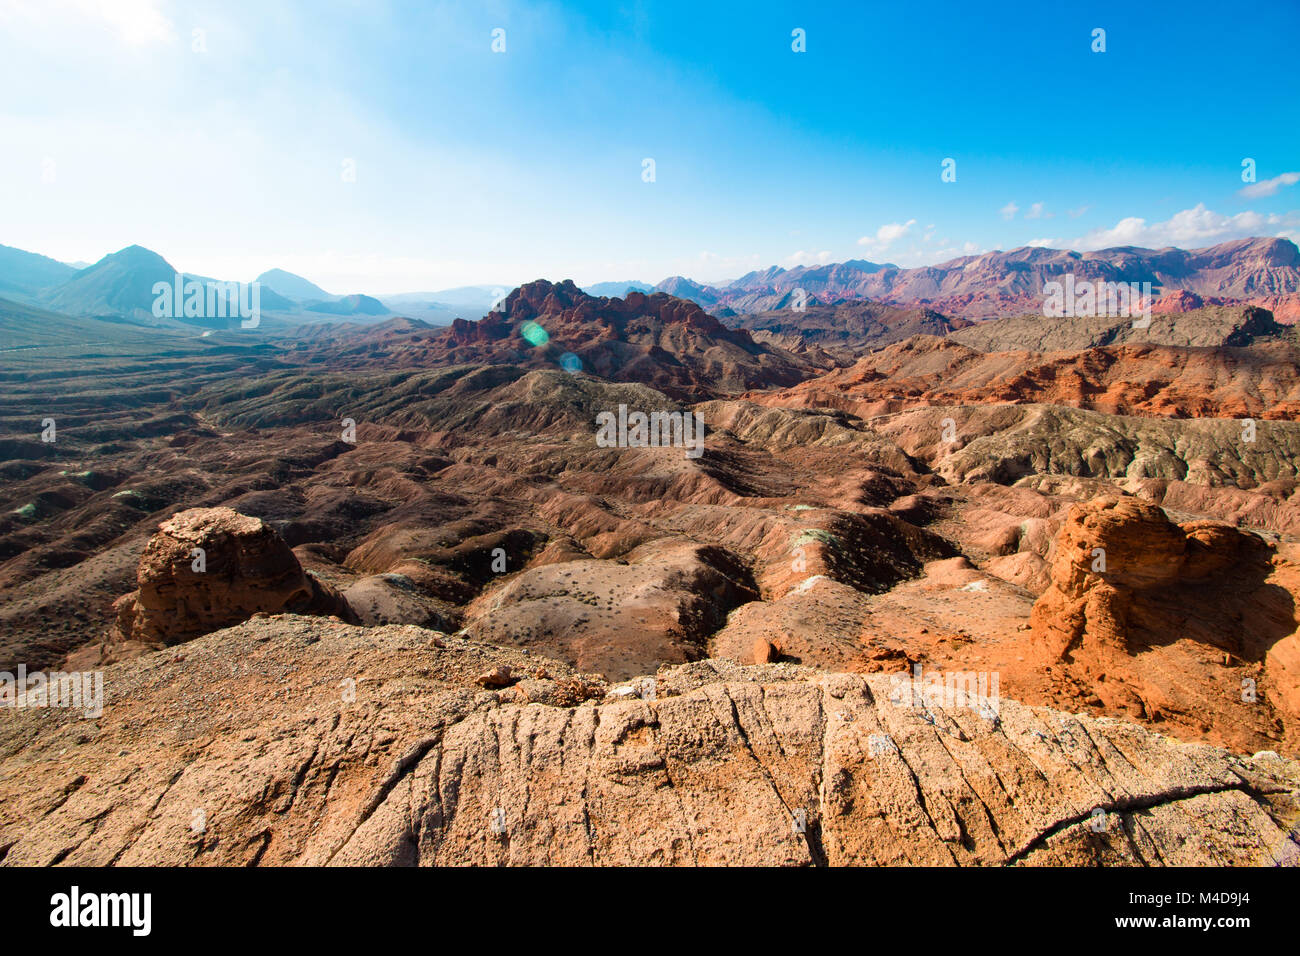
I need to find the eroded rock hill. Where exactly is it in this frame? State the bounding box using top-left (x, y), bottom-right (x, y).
top-left (282, 280), bottom-right (822, 400)
top-left (722, 301), bottom-right (967, 355)
top-left (1, 616), bottom-right (1296, 866)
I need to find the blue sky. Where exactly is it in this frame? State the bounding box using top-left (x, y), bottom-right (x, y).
top-left (1, 0), bottom-right (1297, 293)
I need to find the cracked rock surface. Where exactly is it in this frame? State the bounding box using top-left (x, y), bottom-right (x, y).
top-left (1, 616), bottom-right (1297, 866)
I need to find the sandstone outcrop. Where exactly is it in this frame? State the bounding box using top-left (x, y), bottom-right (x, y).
top-left (1030, 497), bottom-right (1300, 753)
top-left (113, 507), bottom-right (355, 645)
top-left (2, 616), bottom-right (1296, 866)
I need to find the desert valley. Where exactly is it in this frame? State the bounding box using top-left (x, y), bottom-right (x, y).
top-left (2, 236), bottom-right (1300, 866)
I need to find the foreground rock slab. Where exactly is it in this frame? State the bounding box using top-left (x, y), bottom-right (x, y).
top-left (1, 617), bottom-right (1296, 866)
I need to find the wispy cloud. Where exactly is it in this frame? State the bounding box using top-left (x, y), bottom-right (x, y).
top-left (0, 0), bottom-right (175, 46)
top-left (888, 237), bottom-right (982, 267)
top-left (1003, 201), bottom-right (1051, 221)
top-left (1239, 172), bottom-right (1300, 199)
top-left (784, 249), bottom-right (834, 267)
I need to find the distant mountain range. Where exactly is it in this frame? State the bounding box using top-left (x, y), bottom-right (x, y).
top-left (4, 237), bottom-right (1299, 329)
top-left (295, 292), bottom-right (388, 316)
top-left (41, 246), bottom-right (297, 326)
top-left (378, 287), bottom-right (507, 326)
top-left (582, 280), bottom-right (653, 298)
top-left (653, 238), bottom-right (1300, 319)
top-left (398, 285), bottom-right (506, 308)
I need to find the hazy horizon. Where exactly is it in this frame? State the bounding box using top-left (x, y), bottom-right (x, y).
top-left (12, 233), bottom-right (1299, 305)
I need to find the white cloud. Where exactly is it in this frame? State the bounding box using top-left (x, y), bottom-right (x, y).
top-left (1041, 203), bottom-right (1300, 251)
top-left (1239, 172), bottom-right (1300, 199)
top-left (1025, 202), bottom-right (1045, 220)
top-left (999, 201), bottom-right (1019, 220)
top-left (877, 220), bottom-right (916, 243)
top-left (857, 219), bottom-right (916, 255)
top-left (1067, 205), bottom-right (1090, 218)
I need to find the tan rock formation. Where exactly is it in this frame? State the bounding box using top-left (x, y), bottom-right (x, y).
top-left (114, 507), bottom-right (355, 645)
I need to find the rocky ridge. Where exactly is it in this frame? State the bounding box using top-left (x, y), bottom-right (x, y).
top-left (752, 331), bottom-right (1300, 420)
